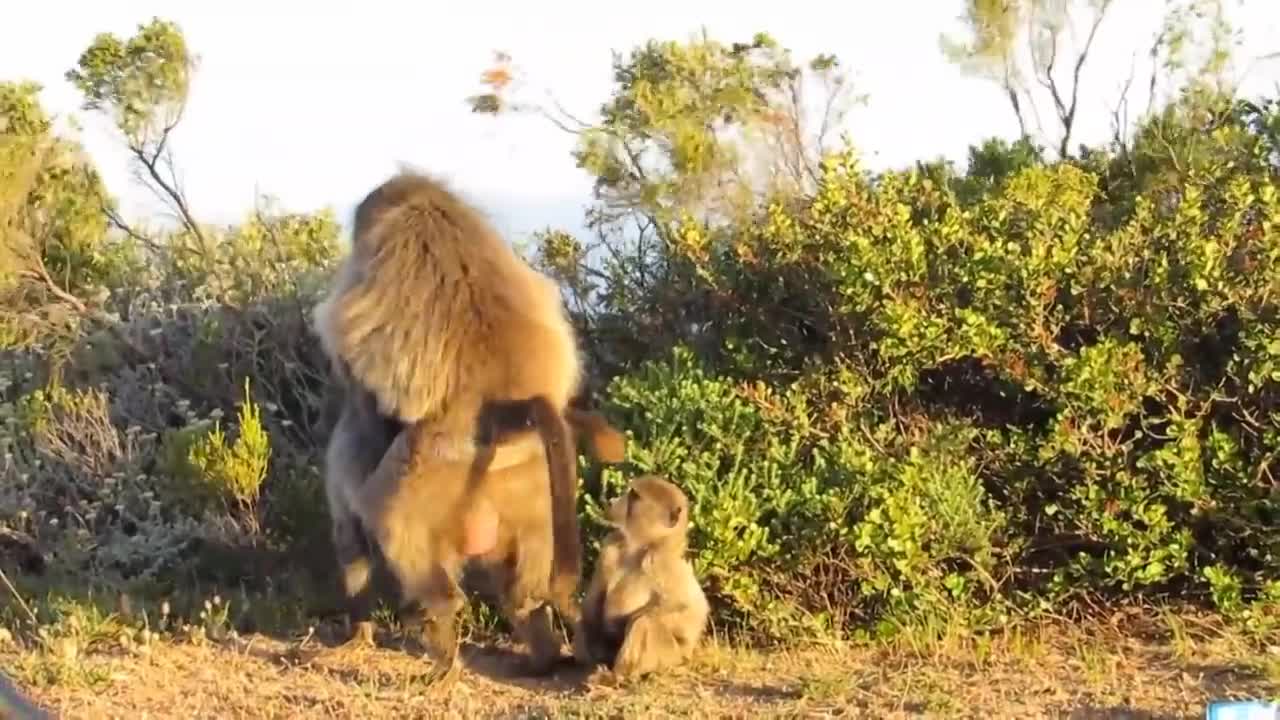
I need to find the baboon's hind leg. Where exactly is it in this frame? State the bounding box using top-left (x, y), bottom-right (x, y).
top-left (503, 595), bottom-right (564, 676)
top-left (332, 511), bottom-right (378, 648)
top-left (463, 558), bottom-right (565, 676)
top-left (573, 620), bottom-right (622, 670)
top-left (396, 564), bottom-right (468, 693)
top-left (500, 540), bottom-right (568, 676)
top-left (611, 613), bottom-right (686, 680)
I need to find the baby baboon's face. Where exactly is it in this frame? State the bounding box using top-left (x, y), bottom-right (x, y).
top-left (606, 475), bottom-right (688, 545)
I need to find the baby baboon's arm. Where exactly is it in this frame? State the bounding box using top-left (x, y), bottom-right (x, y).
top-left (602, 570), bottom-right (658, 622)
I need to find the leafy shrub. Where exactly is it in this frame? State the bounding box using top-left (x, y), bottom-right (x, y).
top-left (597, 348), bottom-right (1011, 637)
top-left (591, 136), bottom-right (1280, 639)
top-left (162, 380), bottom-right (270, 532)
top-left (2, 382), bottom-right (229, 584)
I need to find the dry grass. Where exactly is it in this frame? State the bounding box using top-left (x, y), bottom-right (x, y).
top-left (1, 606), bottom-right (1277, 719)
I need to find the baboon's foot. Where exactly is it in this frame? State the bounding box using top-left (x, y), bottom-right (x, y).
top-left (419, 612), bottom-right (458, 659)
top-left (419, 630), bottom-right (464, 696)
top-left (571, 628), bottom-right (595, 667)
top-left (574, 627), bottom-right (618, 666)
top-left (519, 644), bottom-right (572, 677)
top-left (313, 619), bottom-right (377, 661)
top-left (584, 666), bottom-right (624, 687)
top-left (506, 599), bottom-right (567, 677)
top-left (342, 620), bottom-right (376, 649)
top-left (610, 651), bottom-right (670, 684)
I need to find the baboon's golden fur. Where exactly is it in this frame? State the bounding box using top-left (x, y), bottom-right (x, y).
top-left (322, 382), bottom-right (626, 679)
top-left (313, 171), bottom-right (581, 428)
top-left (313, 171), bottom-right (618, 679)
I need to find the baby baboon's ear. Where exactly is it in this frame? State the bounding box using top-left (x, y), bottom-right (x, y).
top-left (668, 505), bottom-right (683, 528)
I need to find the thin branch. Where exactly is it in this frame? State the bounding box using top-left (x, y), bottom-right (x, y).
top-left (617, 134), bottom-right (654, 189)
top-left (1059, 0), bottom-right (1113, 157)
top-left (1145, 29), bottom-right (1168, 119)
top-left (125, 116), bottom-right (207, 253)
top-left (98, 192), bottom-right (159, 254)
top-left (1028, 0), bottom-right (1111, 158)
top-left (542, 90), bottom-right (593, 131)
top-left (516, 102), bottom-right (586, 136)
top-left (0, 566), bottom-right (37, 626)
top-left (1004, 70), bottom-right (1030, 138)
top-left (1045, 42), bottom-right (1066, 120)
top-left (1110, 49), bottom-right (1140, 176)
top-left (1035, 17), bottom-right (1071, 134)
top-left (1023, 6), bottom-right (1051, 132)
top-left (18, 265), bottom-right (88, 315)
top-left (781, 73), bottom-right (814, 188)
top-left (815, 73), bottom-right (838, 160)
top-left (1111, 49), bottom-right (1140, 146)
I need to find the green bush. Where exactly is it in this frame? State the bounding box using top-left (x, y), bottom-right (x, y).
top-left (161, 380), bottom-right (270, 531)
top-left (590, 142), bottom-right (1280, 638)
top-left (599, 347), bottom-right (1014, 637)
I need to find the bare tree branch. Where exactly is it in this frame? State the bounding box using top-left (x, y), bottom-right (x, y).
top-left (1145, 28), bottom-right (1168, 120)
top-left (18, 265), bottom-right (87, 315)
top-left (90, 170), bottom-right (158, 253)
top-left (543, 90), bottom-right (593, 131)
top-left (1058, 0), bottom-right (1113, 157)
top-left (1029, 0), bottom-right (1112, 158)
top-left (126, 122), bottom-right (206, 253)
top-left (1033, 14), bottom-right (1071, 126)
top-left (1110, 48), bottom-right (1140, 175)
top-left (1004, 71), bottom-right (1030, 138)
top-left (815, 76), bottom-right (838, 158)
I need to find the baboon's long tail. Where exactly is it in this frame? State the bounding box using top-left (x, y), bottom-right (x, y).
top-left (564, 408), bottom-right (627, 464)
top-left (529, 396), bottom-right (582, 621)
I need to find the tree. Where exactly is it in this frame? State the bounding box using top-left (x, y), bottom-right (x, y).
top-left (941, 0), bottom-right (1115, 159)
top-left (469, 32), bottom-right (863, 374)
top-left (65, 17), bottom-right (204, 253)
top-left (0, 81), bottom-right (130, 353)
top-left (940, 0), bottom-right (1240, 160)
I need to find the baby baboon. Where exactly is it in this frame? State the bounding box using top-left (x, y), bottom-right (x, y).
top-left (573, 475), bottom-right (709, 680)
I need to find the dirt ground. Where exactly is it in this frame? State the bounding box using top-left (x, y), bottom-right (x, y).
top-left (3, 611), bottom-right (1277, 719)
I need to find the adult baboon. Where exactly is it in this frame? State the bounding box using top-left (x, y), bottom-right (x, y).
top-left (313, 170), bottom-right (623, 680)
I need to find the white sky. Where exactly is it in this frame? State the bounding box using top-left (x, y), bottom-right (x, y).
top-left (4, 0), bottom-right (1278, 243)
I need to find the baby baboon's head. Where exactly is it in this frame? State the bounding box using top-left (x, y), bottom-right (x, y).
top-left (606, 474), bottom-right (689, 546)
